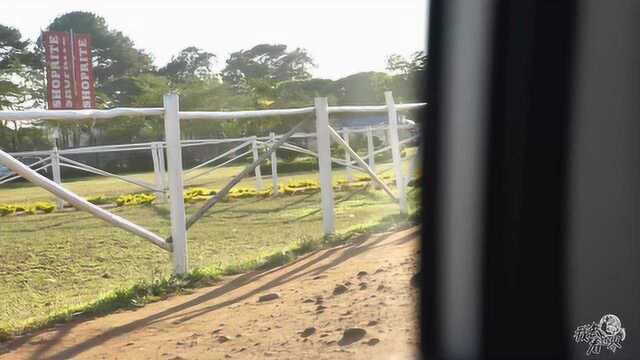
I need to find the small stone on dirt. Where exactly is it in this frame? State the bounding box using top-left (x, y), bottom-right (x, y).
top-left (217, 335), bottom-right (231, 343)
top-left (359, 283), bottom-right (368, 290)
top-left (258, 293), bottom-right (280, 302)
top-left (367, 320), bottom-right (379, 326)
top-left (302, 298), bottom-right (314, 303)
top-left (316, 305), bottom-right (327, 311)
top-left (357, 271), bottom-right (368, 278)
top-left (312, 275), bottom-right (328, 280)
top-left (338, 328), bottom-right (367, 346)
top-left (366, 338), bottom-right (380, 346)
top-left (333, 284), bottom-right (348, 295)
top-left (374, 268), bottom-right (385, 274)
top-left (301, 327), bottom-right (316, 337)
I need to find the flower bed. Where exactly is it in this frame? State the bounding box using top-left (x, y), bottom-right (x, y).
top-left (0, 175), bottom-right (418, 217)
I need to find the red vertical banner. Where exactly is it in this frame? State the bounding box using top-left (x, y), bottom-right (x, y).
top-left (43, 31), bottom-right (96, 109)
top-left (72, 34), bottom-right (96, 109)
top-left (43, 32), bottom-right (74, 109)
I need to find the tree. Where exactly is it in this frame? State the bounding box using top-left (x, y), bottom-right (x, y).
top-left (386, 50), bottom-right (427, 102)
top-left (221, 44), bottom-right (315, 97)
top-left (386, 51), bottom-right (427, 77)
top-left (160, 46), bottom-right (216, 84)
top-left (43, 11), bottom-right (154, 109)
top-left (333, 72), bottom-right (391, 105)
top-left (0, 25), bottom-right (41, 110)
top-left (0, 25), bottom-right (49, 151)
top-left (274, 78), bottom-right (336, 107)
top-left (45, 12), bottom-right (154, 85)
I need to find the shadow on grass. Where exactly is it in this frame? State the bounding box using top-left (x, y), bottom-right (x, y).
top-left (215, 192), bottom-right (317, 218)
top-left (285, 188), bottom-right (371, 223)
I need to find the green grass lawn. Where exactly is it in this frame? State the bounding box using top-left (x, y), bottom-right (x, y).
top-left (0, 156), bottom-right (419, 334)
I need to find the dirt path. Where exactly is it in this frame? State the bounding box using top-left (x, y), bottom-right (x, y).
top-left (1, 226), bottom-right (421, 360)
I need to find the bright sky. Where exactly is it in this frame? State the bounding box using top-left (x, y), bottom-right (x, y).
top-left (0, 0), bottom-right (428, 80)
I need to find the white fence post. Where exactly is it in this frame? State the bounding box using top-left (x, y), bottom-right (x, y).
top-left (251, 136), bottom-right (263, 191)
top-left (270, 132), bottom-right (279, 195)
top-left (158, 142), bottom-right (167, 193)
top-left (385, 91), bottom-right (408, 214)
top-left (50, 146), bottom-right (64, 209)
top-left (314, 97), bottom-right (335, 235)
top-left (163, 93), bottom-right (188, 275)
top-left (151, 142), bottom-right (166, 202)
top-left (344, 128), bottom-right (353, 181)
top-left (367, 126), bottom-right (375, 172)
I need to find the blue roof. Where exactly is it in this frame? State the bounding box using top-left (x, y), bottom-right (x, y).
top-left (334, 114), bottom-right (387, 128)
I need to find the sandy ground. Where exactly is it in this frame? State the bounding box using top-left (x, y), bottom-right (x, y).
top-left (0, 226), bottom-right (421, 360)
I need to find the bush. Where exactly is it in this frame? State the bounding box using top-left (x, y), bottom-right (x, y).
top-left (0, 202), bottom-right (56, 216)
top-left (115, 193), bottom-right (156, 207)
top-left (0, 205), bottom-right (16, 216)
top-left (86, 195), bottom-right (111, 205)
top-left (283, 180), bottom-right (320, 195)
top-left (276, 149), bottom-right (301, 162)
top-left (259, 157), bottom-right (318, 175)
top-left (35, 202), bottom-right (55, 213)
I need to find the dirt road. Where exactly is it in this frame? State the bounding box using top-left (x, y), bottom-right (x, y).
top-left (1, 226), bottom-right (421, 359)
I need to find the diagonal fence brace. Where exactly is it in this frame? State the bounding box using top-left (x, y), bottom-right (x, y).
top-left (327, 125), bottom-right (397, 201)
top-left (166, 118), bottom-right (309, 242)
top-left (0, 148), bottom-right (172, 251)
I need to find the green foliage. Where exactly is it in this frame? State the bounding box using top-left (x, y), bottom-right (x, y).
top-left (274, 78), bottom-right (336, 107)
top-left (333, 71), bottom-right (391, 105)
top-left (159, 46), bottom-right (216, 84)
top-left (386, 51), bottom-right (427, 76)
top-left (0, 24), bottom-right (41, 110)
top-left (221, 44), bottom-right (314, 98)
top-left (45, 12), bottom-right (154, 87)
top-left (386, 51), bottom-right (426, 103)
top-left (1, 10), bottom-right (425, 152)
top-left (86, 195), bottom-right (110, 205)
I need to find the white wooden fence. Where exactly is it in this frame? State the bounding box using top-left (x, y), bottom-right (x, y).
top-left (0, 92), bottom-right (425, 274)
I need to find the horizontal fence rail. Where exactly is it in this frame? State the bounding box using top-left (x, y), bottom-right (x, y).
top-left (0, 103), bottom-right (426, 122)
top-left (0, 93), bottom-right (425, 276)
